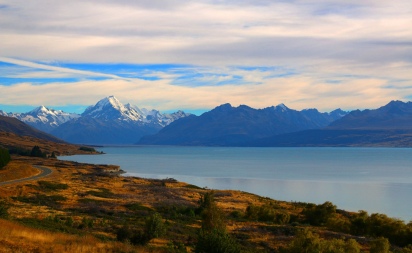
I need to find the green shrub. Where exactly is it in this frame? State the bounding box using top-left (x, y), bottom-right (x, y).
top-left (86, 188), bottom-right (114, 198)
top-left (281, 229), bottom-right (361, 253)
top-left (0, 200), bottom-right (9, 218)
top-left (245, 204), bottom-right (290, 224)
top-left (38, 181), bottom-right (69, 191)
top-left (145, 212), bottom-right (165, 239)
top-left (8, 147), bottom-right (30, 156)
top-left (13, 194), bottom-right (67, 208)
top-left (167, 241), bottom-right (188, 253)
top-left (195, 228), bottom-right (241, 253)
top-left (370, 237), bottom-right (391, 253)
top-left (303, 201), bottom-right (337, 226)
top-left (117, 225), bottom-right (133, 242)
top-left (0, 147), bottom-right (11, 168)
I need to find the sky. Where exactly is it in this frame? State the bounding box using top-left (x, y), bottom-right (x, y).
top-left (0, 0), bottom-right (411, 114)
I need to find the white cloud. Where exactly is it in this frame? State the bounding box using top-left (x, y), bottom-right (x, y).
top-left (0, 0), bottom-right (411, 111)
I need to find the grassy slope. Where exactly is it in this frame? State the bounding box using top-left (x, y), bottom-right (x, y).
top-left (0, 156), bottom-right (377, 252)
top-left (0, 134), bottom-right (410, 252)
top-left (0, 131), bottom-right (98, 155)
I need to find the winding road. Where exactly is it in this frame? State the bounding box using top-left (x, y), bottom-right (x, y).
top-left (0, 165), bottom-right (53, 186)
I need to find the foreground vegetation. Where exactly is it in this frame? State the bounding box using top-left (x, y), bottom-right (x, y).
top-left (0, 151), bottom-right (411, 252)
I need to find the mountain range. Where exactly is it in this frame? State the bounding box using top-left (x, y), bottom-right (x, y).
top-left (138, 103), bottom-right (347, 146)
top-left (3, 98), bottom-right (412, 147)
top-left (246, 100), bottom-right (412, 147)
top-left (0, 115), bottom-right (63, 143)
top-left (1, 96), bottom-right (191, 145)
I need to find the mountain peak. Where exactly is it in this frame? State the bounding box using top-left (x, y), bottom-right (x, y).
top-left (214, 103), bottom-right (232, 111)
top-left (275, 103), bottom-right (289, 111)
top-left (97, 96), bottom-right (124, 111)
top-left (31, 105), bottom-right (49, 114)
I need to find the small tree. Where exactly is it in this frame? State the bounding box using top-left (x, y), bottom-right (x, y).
top-left (30, 146), bottom-right (45, 158)
top-left (145, 212), bottom-right (165, 240)
top-left (195, 191), bottom-right (241, 253)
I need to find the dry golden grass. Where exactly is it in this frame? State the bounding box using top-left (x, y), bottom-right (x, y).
top-left (0, 160), bottom-right (39, 183)
top-left (0, 218), bottom-right (152, 253)
top-left (0, 155), bottom-right (329, 252)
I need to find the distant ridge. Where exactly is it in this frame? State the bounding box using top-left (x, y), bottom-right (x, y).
top-left (138, 103), bottom-right (347, 146)
top-left (328, 100), bottom-right (412, 129)
top-left (247, 100), bottom-right (412, 147)
top-left (0, 115), bottom-right (64, 143)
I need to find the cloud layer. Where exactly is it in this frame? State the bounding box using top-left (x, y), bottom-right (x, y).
top-left (0, 0), bottom-right (411, 112)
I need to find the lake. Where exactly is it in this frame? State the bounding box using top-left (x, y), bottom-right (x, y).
top-left (59, 146), bottom-right (412, 222)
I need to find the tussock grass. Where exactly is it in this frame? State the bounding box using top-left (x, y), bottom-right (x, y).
top-left (0, 160), bottom-right (39, 183)
top-left (0, 218), bottom-right (149, 253)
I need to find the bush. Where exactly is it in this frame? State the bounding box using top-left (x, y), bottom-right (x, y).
top-left (30, 146), bottom-right (46, 158)
top-left (117, 225), bottom-right (133, 242)
top-left (0, 147), bottom-right (11, 168)
top-left (281, 229), bottom-right (361, 253)
top-left (245, 204), bottom-right (290, 224)
top-left (370, 237), bottom-right (391, 253)
top-left (195, 229), bottom-right (241, 253)
top-left (0, 200), bottom-right (9, 218)
top-left (145, 212), bottom-right (165, 239)
top-left (38, 181), bottom-right (69, 191)
top-left (8, 147), bottom-right (30, 156)
top-left (303, 201), bottom-right (337, 226)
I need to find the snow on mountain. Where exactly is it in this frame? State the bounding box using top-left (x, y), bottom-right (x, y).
top-left (0, 110), bottom-right (8, 117)
top-left (125, 103), bottom-right (191, 127)
top-left (82, 96), bottom-right (191, 127)
top-left (9, 106), bottom-right (80, 133)
top-left (275, 103), bottom-right (289, 112)
top-left (82, 96), bottom-right (143, 122)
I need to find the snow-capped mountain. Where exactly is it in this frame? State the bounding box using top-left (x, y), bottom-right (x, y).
top-left (82, 96), bottom-right (191, 127)
top-left (125, 103), bottom-right (191, 127)
top-left (5, 106), bottom-right (80, 133)
top-left (0, 110), bottom-right (8, 117)
top-left (82, 96), bottom-right (143, 122)
top-left (50, 96), bottom-right (192, 144)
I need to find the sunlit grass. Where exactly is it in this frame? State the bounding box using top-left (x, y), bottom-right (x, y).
top-left (0, 160), bottom-right (39, 183)
top-left (0, 218), bottom-right (149, 253)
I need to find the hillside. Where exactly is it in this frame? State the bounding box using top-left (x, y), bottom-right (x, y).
top-left (0, 115), bottom-right (64, 143)
top-left (0, 131), bottom-right (98, 156)
top-left (0, 155), bottom-right (410, 252)
top-left (0, 130), bottom-right (410, 252)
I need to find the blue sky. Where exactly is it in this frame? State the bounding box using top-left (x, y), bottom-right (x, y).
top-left (0, 0), bottom-right (411, 114)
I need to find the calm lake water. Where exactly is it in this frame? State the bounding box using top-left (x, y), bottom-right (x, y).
top-left (60, 146), bottom-right (412, 221)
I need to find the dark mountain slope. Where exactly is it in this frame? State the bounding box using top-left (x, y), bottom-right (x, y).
top-left (52, 117), bottom-right (160, 145)
top-left (248, 100), bottom-right (412, 147)
top-left (246, 129), bottom-right (412, 147)
top-left (329, 100), bottom-right (412, 129)
top-left (0, 115), bottom-right (64, 143)
top-left (138, 103), bottom-right (346, 146)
